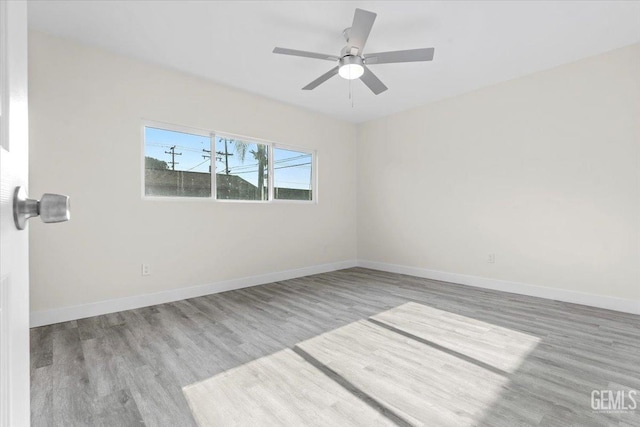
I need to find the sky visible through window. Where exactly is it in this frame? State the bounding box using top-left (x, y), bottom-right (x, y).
top-left (145, 127), bottom-right (210, 172)
top-left (145, 127), bottom-right (312, 190)
top-left (273, 147), bottom-right (313, 191)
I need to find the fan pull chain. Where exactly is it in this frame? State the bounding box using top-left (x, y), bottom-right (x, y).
top-left (349, 76), bottom-right (354, 108)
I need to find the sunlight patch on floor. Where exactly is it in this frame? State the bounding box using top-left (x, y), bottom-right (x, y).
top-left (182, 347), bottom-right (397, 427)
top-left (371, 302), bottom-right (541, 373)
top-left (183, 302), bottom-right (541, 426)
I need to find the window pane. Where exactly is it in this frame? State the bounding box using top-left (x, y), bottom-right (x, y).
top-left (273, 148), bottom-right (313, 201)
top-left (215, 136), bottom-right (269, 201)
top-left (144, 127), bottom-right (211, 197)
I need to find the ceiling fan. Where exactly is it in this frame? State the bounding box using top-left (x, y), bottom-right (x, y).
top-left (273, 8), bottom-right (435, 95)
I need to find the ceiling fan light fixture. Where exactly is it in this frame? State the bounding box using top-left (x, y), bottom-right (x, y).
top-left (338, 55), bottom-right (364, 80)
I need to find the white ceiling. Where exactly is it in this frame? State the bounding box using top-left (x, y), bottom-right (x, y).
top-left (28, 1), bottom-right (640, 123)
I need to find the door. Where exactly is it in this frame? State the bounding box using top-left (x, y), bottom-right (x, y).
top-left (0, 1), bottom-right (30, 426)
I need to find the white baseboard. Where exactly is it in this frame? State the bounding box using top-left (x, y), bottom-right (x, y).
top-left (31, 258), bottom-right (639, 327)
top-left (358, 260), bottom-right (640, 315)
top-left (30, 260), bottom-right (358, 327)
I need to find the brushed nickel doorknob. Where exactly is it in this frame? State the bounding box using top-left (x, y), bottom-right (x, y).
top-left (13, 186), bottom-right (70, 230)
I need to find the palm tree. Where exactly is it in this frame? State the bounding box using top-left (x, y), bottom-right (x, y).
top-left (233, 140), bottom-right (268, 200)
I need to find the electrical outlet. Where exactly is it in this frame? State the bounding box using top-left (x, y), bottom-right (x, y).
top-left (142, 264), bottom-right (151, 276)
top-left (488, 254), bottom-right (495, 264)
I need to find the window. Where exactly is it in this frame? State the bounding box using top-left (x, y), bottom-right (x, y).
top-left (273, 147), bottom-right (313, 201)
top-left (144, 126), bottom-right (211, 197)
top-left (143, 122), bottom-right (315, 202)
top-left (215, 136), bottom-right (269, 201)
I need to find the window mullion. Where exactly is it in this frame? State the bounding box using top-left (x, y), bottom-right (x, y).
top-left (210, 133), bottom-right (216, 200)
top-left (268, 144), bottom-right (274, 202)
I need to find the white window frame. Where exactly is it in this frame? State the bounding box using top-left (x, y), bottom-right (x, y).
top-left (271, 143), bottom-right (317, 204)
top-left (141, 120), bottom-right (317, 204)
top-left (141, 120), bottom-right (214, 202)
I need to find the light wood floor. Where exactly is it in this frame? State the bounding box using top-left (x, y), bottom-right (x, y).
top-left (31, 268), bottom-right (640, 426)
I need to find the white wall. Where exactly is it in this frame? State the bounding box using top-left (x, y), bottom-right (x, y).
top-left (29, 31), bottom-right (640, 321)
top-left (358, 44), bottom-right (640, 303)
top-left (28, 32), bottom-right (357, 315)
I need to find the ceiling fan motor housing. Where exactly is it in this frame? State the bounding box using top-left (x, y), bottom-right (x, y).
top-left (339, 55), bottom-right (363, 68)
top-left (340, 45), bottom-right (361, 58)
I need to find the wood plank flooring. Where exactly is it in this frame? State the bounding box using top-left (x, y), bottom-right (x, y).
top-left (30, 268), bottom-right (640, 426)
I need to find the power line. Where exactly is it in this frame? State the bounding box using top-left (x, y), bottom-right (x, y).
top-left (148, 143), bottom-right (208, 154)
top-left (149, 142), bottom-right (309, 162)
top-left (148, 143), bottom-right (311, 162)
top-left (186, 159), bottom-right (210, 171)
top-left (219, 156), bottom-right (298, 172)
top-left (231, 162), bottom-right (311, 174)
top-left (225, 154), bottom-right (310, 171)
top-left (274, 162), bottom-right (311, 170)
top-left (275, 154), bottom-right (310, 163)
top-left (150, 142), bottom-right (311, 174)
top-left (216, 154), bottom-right (311, 173)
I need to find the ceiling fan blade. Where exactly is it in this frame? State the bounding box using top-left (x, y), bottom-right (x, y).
top-left (302, 66), bottom-right (339, 90)
top-left (273, 47), bottom-right (339, 62)
top-left (360, 66), bottom-right (387, 95)
top-left (365, 48), bottom-right (435, 65)
top-left (348, 8), bottom-right (376, 53)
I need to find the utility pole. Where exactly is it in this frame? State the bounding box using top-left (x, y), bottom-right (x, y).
top-left (202, 149), bottom-right (211, 173)
top-left (165, 145), bottom-right (182, 171)
top-left (216, 138), bottom-right (234, 175)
